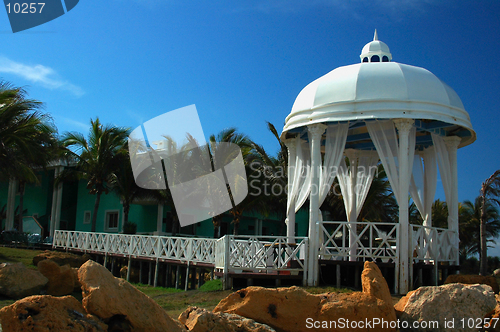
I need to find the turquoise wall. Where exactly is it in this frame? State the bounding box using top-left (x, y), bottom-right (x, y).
top-left (0, 170), bottom-right (311, 238)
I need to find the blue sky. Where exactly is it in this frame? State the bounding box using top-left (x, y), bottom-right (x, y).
top-left (1, 1), bottom-right (500, 252)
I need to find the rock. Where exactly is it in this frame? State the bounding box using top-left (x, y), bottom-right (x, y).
top-left (78, 260), bottom-right (185, 331)
top-left (395, 283), bottom-right (496, 332)
top-left (72, 267), bottom-right (82, 291)
top-left (179, 306), bottom-right (276, 332)
top-left (214, 261), bottom-right (397, 332)
top-left (0, 263), bottom-right (48, 298)
top-left (0, 295), bottom-right (107, 331)
top-left (37, 259), bottom-right (75, 296)
top-left (485, 294), bottom-right (500, 332)
top-left (444, 274), bottom-right (499, 293)
top-left (33, 250), bottom-right (91, 268)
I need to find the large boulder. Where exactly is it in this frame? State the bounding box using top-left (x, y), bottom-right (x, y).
top-left (0, 263), bottom-right (48, 299)
top-left (179, 306), bottom-right (276, 332)
top-left (394, 283), bottom-right (496, 331)
top-left (485, 294), bottom-right (500, 332)
top-left (444, 274), bottom-right (499, 293)
top-left (33, 250), bottom-right (91, 268)
top-left (78, 260), bottom-right (185, 331)
top-left (214, 261), bottom-right (397, 332)
top-left (37, 259), bottom-right (75, 296)
top-left (0, 295), bottom-right (107, 331)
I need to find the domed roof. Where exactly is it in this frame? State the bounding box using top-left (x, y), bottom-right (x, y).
top-left (282, 33), bottom-right (475, 148)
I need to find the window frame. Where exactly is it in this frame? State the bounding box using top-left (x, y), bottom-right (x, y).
top-left (104, 210), bottom-right (120, 232)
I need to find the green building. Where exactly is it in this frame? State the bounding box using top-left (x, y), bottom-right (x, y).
top-left (0, 162), bottom-right (303, 239)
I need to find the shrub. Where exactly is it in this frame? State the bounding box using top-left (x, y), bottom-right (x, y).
top-left (199, 279), bottom-right (222, 292)
top-left (123, 221), bottom-right (137, 234)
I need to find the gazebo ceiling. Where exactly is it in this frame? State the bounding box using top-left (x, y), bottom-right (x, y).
top-left (281, 32), bottom-right (476, 150)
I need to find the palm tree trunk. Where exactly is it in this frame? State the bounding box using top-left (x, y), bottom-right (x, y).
top-left (480, 195), bottom-right (488, 275)
top-left (123, 201), bottom-right (130, 224)
top-left (17, 181), bottom-right (25, 233)
top-left (91, 191), bottom-right (102, 232)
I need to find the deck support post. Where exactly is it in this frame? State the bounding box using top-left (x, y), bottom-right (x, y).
top-left (197, 269), bottom-right (203, 288)
top-left (184, 263), bottom-right (190, 291)
top-left (127, 257), bottom-right (132, 281)
top-left (175, 265), bottom-right (180, 289)
top-left (336, 264), bottom-right (341, 289)
top-left (154, 259), bottom-right (159, 287)
top-left (148, 261), bottom-right (153, 285)
top-left (140, 261), bottom-right (144, 284)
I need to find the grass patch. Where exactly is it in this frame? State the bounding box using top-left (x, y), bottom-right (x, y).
top-left (151, 289), bottom-right (234, 318)
top-left (134, 284), bottom-right (183, 297)
top-left (0, 246), bottom-right (45, 269)
top-left (199, 279), bottom-right (222, 292)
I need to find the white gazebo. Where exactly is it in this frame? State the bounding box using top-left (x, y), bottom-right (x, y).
top-left (281, 31), bottom-right (476, 293)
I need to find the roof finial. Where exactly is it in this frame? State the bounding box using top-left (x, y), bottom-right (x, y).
top-left (373, 29), bottom-right (378, 41)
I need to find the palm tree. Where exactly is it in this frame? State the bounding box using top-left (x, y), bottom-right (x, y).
top-left (245, 122), bottom-right (289, 235)
top-left (479, 170), bottom-right (500, 275)
top-left (460, 197), bottom-right (500, 262)
top-left (109, 142), bottom-right (154, 229)
top-left (207, 128), bottom-right (254, 235)
top-left (61, 118), bottom-right (130, 232)
top-left (0, 81), bottom-right (57, 232)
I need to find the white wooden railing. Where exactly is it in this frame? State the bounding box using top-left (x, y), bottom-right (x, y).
top-left (215, 235), bottom-right (308, 271)
top-left (53, 231), bottom-right (308, 278)
top-left (410, 225), bottom-right (458, 263)
top-left (53, 230), bottom-right (217, 264)
top-left (318, 221), bottom-right (400, 263)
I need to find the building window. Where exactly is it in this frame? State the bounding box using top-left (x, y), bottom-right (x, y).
top-left (83, 211), bottom-right (91, 224)
top-left (382, 55), bottom-right (389, 62)
top-left (105, 211), bottom-right (119, 231)
top-left (371, 55), bottom-right (380, 62)
top-left (362, 57), bottom-right (368, 62)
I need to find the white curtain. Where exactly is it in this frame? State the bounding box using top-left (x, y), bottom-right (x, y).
top-left (409, 147), bottom-right (437, 226)
top-left (287, 135), bottom-right (311, 215)
top-left (432, 134), bottom-right (455, 227)
top-left (287, 123), bottom-right (349, 215)
top-left (337, 150), bottom-right (380, 220)
top-left (318, 123), bottom-right (349, 207)
top-left (366, 120), bottom-right (416, 207)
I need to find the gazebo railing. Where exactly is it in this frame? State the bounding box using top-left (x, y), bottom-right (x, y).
top-left (410, 225), bottom-right (458, 263)
top-left (215, 235), bottom-right (308, 272)
top-left (318, 221), bottom-right (399, 263)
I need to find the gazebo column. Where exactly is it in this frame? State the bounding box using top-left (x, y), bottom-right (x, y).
top-left (444, 136), bottom-right (461, 265)
top-left (307, 124), bottom-right (326, 286)
top-left (345, 149), bottom-right (359, 262)
top-left (394, 119), bottom-right (414, 294)
top-left (284, 139), bottom-right (297, 244)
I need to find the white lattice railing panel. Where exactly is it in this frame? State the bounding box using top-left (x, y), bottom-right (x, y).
top-left (411, 225), bottom-right (458, 263)
top-left (319, 221), bottom-right (399, 263)
top-left (221, 235), bottom-right (308, 272)
top-left (53, 231), bottom-right (217, 264)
